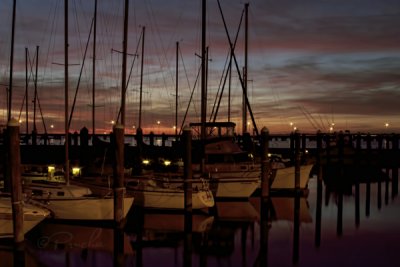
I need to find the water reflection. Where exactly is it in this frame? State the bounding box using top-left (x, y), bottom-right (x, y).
top-left (1, 166), bottom-right (399, 267)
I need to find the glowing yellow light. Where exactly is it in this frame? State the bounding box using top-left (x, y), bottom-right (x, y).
top-left (48, 166), bottom-right (55, 173)
top-left (164, 160), bottom-right (171, 166)
top-left (142, 159), bottom-right (150, 165)
top-left (72, 167), bottom-right (81, 176)
top-left (111, 120), bottom-right (115, 124)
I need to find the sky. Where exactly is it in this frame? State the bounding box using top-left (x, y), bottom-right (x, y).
top-left (1, 0), bottom-right (400, 135)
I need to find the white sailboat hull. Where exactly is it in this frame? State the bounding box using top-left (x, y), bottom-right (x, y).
top-left (43, 197), bottom-right (134, 220)
top-left (271, 164), bottom-right (314, 190)
top-left (131, 187), bottom-right (214, 210)
top-left (194, 163), bottom-right (260, 198)
top-left (24, 183), bottom-right (134, 221)
top-left (0, 197), bottom-right (50, 238)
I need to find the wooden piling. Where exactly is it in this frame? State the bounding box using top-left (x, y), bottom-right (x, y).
top-left (301, 133), bottom-right (307, 156)
top-left (377, 135), bottom-right (383, 209)
top-left (363, 134), bottom-right (371, 217)
top-left (2, 128), bottom-right (10, 192)
top-left (112, 123), bottom-right (125, 227)
top-left (182, 126), bottom-right (193, 224)
top-left (392, 134), bottom-right (399, 197)
top-left (7, 119), bottom-right (24, 244)
top-left (385, 134), bottom-right (390, 205)
top-left (260, 127), bottom-right (270, 198)
top-left (134, 127), bottom-right (143, 176)
top-left (294, 130), bottom-right (301, 190)
top-left (315, 130), bottom-right (322, 247)
top-left (182, 125), bottom-right (192, 267)
top-left (289, 131), bottom-right (295, 163)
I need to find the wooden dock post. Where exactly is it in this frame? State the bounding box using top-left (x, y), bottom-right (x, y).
top-left (301, 133), bottom-right (307, 157)
top-left (112, 123), bottom-right (125, 227)
top-left (365, 134), bottom-right (371, 217)
top-left (385, 134), bottom-right (390, 205)
top-left (315, 130), bottom-right (323, 247)
top-left (294, 130), bottom-right (301, 191)
top-left (260, 127), bottom-right (270, 198)
top-left (7, 119), bottom-right (24, 244)
top-left (290, 131), bottom-right (295, 163)
top-left (392, 134), bottom-right (399, 197)
top-left (133, 127), bottom-right (143, 176)
top-left (112, 123), bottom-right (126, 266)
top-left (376, 134), bottom-right (383, 209)
top-left (182, 125), bottom-right (192, 267)
top-left (149, 131), bottom-right (154, 146)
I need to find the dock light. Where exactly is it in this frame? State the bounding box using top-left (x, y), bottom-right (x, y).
top-left (48, 166), bottom-right (55, 173)
top-left (164, 160), bottom-right (171, 166)
top-left (72, 167), bottom-right (81, 177)
top-left (142, 159), bottom-right (150, 165)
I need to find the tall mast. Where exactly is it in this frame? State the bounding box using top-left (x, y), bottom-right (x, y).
top-left (92, 0), bottom-right (97, 135)
top-left (64, 0), bottom-right (70, 184)
top-left (200, 0), bottom-right (207, 141)
top-left (121, 0), bottom-right (129, 126)
top-left (33, 46), bottom-right (39, 134)
top-left (175, 41), bottom-right (179, 136)
top-left (25, 48), bottom-right (29, 134)
top-left (242, 3), bottom-right (249, 134)
top-left (8, 0), bottom-right (16, 121)
top-left (138, 26), bottom-right (145, 129)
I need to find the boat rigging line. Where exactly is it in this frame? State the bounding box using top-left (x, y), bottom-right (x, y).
top-left (216, 0), bottom-right (259, 136)
top-left (209, 7), bottom-right (244, 124)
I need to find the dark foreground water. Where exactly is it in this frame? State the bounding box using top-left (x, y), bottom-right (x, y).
top-left (1, 168), bottom-right (399, 267)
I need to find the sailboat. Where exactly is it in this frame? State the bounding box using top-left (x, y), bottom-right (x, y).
top-left (184, 2), bottom-right (313, 198)
top-left (22, 0), bottom-right (134, 221)
top-left (0, 0), bottom-right (50, 239)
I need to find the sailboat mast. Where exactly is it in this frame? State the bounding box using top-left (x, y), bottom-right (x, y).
top-left (25, 48), bottom-right (29, 134)
top-left (121, 0), bottom-right (129, 126)
top-left (33, 46), bottom-right (39, 134)
top-left (8, 0), bottom-right (16, 121)
top-left (242, 3), bottom-right (249, 134)
top-left (92, 0), bottom-right (97, 135)
top-left (175, 41), bottom-right (179, 136)
top-left (201, 0), bottom-right (207, 141)
top-left (64, 0), bottom-right (70, 184)
top-left (138, 26), bottom-right (145, 129)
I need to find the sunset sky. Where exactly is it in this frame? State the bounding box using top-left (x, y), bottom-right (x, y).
top-left (1, 0), bottom-right (399, 135)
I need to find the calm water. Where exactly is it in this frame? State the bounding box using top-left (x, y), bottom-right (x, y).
top-left (1, 168), bottom-right (399, 267)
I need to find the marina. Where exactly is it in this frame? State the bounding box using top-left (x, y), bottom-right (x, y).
top-left (1, 0), bottom-right (400, 266)
top-left (1, 124), bottom-right (399, 266)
